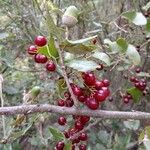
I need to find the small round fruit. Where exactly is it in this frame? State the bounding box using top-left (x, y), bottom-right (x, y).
top-left (34, 35), bottom-right (47, 47)
top-left (101, 87), bottom-right (110, 97)
top-left (79, 116), bottom-right (90, 125)
top-left (102, 79), bottom-right (110, 87)
top-left (130, 76), bottom-right (137, 82)
top-left (65, 99), bottom-right (74, 107)
top-left (86, 97), bottom-right (99, 110)
top-left (58, 117), bottom-right (66, 125)
top-left (64, 91), bottom-right (71, 99)
top-left (27, 45), bottom-right (37, 55)
top-left (55, 141), bottom-right (65, 150)
top-left (135, 67), bottom-right (141, 73)
top-left (46, 61), bottom-right (56, 72)
top-left (78, 132), bottom-right (88, 141)
top-left (72, 86), bottom-right (83, 96)
top-left (74, 121), bottom-right (84, 131)
top-left (78, 95), bottom-right (87, 103)
top-left (57, 99), bottom-right (65, 107)
top-left (82, 72), bottom-right (96, 86)
top-left (79, 144), bottom-right (86, 150)
top-left (63, 131), bottom-right (70, 138)
top-left (94, 80), bottom-right (104, 90)
top-left (34, 54), bottom-right (48, 63)
top-left (123, 97), bottom-right (130, 104)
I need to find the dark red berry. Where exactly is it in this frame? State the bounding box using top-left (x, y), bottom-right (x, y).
top-left (108, 97), bottom-right (113, 102)
top-left (72, 138), bottom-right (80, 144)
top-left (72, 86), bottom-right (83, 96)
top-left (75, 121), bottom-right (84, 131)
top-left (64, 91), bottom-right (71, 99)
top-left (34, 54), bottom-right (48, 63)
top-left (135, 67), bottom-right (141, 73)
top-left (82, 72), bottom-right (96, 86)
top-left (79, 116), bottom-right (90, 124)
top-left (58, 117), bottom-right (66, 125)
top-left (92, 38), bottom-right (97, 44)
top-left (55, 141), bottom-right (65, 150)
top-left (101, 87), bottom-right (110, 97)
top-left (96, 64), bottom-right (104, 71)
top-left (27, 45), bottom-right (37, 55)
top-left (86, 97), bottom-right (99, 110)
top-left (78, 132), bottom-right (88, 141)
top-left (34, 35), bottom-right (47, 47)
top-left (65, 99), bottom-right (74, 107)
top-left (78, 95), bottom-right (87, 103)
top-left (130, 76), bottom-right (137, 82)
top-left (127, 94), bottom-right (132, 100)
top-left (102, 79), bottom-right (110, 87)
top-left (94, 90), bottom-right (106, 102)
top-left (57, 99), bottom-right (65, 107)
top-left (46, 61), bottom-right (56, 72)
top-left (72, 145), bottom-right (75, 150)
top-left (79, 144), bottom-right (86, 150)
top-left (64, 131), bottom-right (70, 138)
top-left (94, 80), bottom-right (104, 90)
top-left (123, 97), bottom-right (130, 104)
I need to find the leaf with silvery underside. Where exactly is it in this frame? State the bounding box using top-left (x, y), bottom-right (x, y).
top-left (122, 11), bottom-right (147, 26)
top-left (66, 59), bottom-right (99, 72)
top-left (143, 2), bottom-right (150, 11)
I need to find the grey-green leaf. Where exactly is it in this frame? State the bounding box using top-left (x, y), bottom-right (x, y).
top-left (49, 127), bottom-right (65, 141)
top-left (123, 120), bottom-right (140, 130)
top-left (143, 2), bottom-right (150, 11)
top-left (66, 59), bottom-right (99, 72)
top-left (92, 51), bottom-right (111, 66)
top-left (126, 44), bottom-right (141, 65)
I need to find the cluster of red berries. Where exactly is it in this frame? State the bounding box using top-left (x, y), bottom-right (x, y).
top-left (55, 72), bottom-right (110, 149)
top-left (56, 115), bottom-right (90, 150)
top-left (27, 35), bottom-right (56, 72)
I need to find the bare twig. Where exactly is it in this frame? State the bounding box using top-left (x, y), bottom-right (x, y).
top-left (0, 104), bottom-right (150, 120)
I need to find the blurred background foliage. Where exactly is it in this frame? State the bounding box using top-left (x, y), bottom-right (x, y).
top-left (0, 0), bottom-right (150, 150)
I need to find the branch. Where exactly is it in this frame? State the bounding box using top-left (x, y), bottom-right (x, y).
top-left (0, 104), bottom-right (150, 120)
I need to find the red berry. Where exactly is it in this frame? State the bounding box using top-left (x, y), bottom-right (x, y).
top-left (101, 87), bottom-right (110, 97)
top-left (94, 80), bottom-right (104, 90)
top-left (57, 99), bottom-right (65, 107)
top-left (72, 86), bottom-right (83, 96)
top-left (82, 72), bottom-right (96, 86)
top-left (68, 128), bottom-right (78, 136)
top-left (127, 94), bottom-right (132, 99)
top-left (78, 132), bottom-right (88, 141)
top-left (64, 91), bottom-right (71, 99)
top-left (86, 97), bottom-right (99, 110)
top-left (55, 141), bottom-right (65, 150)
top-left (96, 64), bottom-right (104, 70)
top-left (79, 116), bottom-right (90, 124)
top-left (94, 90), bottom-right (107, 102)
top-left (72, 138), bottom-right (80, 144)
top-left (72, 145), bottom-right (75, 150)
top-left (130, 76), bottom-right (137, 82)
top-left (79, 144), bottom-right (86, 150)
top-left (102, 79), bottom-right (110, 87)
top-left (34, 54), bottom-right (48, 63)
top-left (65, 99), bottom-right (74, 107)
top-left (46, 61), bottom-right (56, 72)
top-left (34, 35), bottom-right (47, 47)
top-left (92, 38), bottom-right (97, 44)
top-left (78, 95), bottom-right (87, 103)
top-left (123, 97), bottom-right (130, 104)
top-left (64, 131), bottom-right (70, 138)
top-left (27, 45), bottom-right (37, 55)
top-left (135, 67), bottom-right (141, 73)
top-left (58, 117), bottom-right (66, 125)
top-left (108, 97), bottom-right (113, 102)
top-left (74, 121), bottom-right (84, 131)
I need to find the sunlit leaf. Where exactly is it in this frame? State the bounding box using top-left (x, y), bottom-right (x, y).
top-left (49, 127), bottom-right (65, 141)
top-left (66, 59), bottom-right (99, 72)
top-left (122, 11), bottom-right (147, 26)
top-left (139, 126), bottom-right (150, 141)
top-left (126, 44), bottom-right (141, 65)
top-left (92, 51), bottom-right (111, 66)
top-left (56, 78), bottom-right (67, 96)
top-left (64, 142), bottom-right (72, 150)
top-left (127, 87), bottom-right (142, 103)
top-left (116, 38), bottom-right (128, 52)
top-left (37, 45), bottom-right (50, 58)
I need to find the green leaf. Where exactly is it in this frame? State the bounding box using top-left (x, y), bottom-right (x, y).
top-left (66, 59), bottom-right (99, 72)
top-left (146, 19), bottom-right (150, 37)
top-left (143, 2), bottom-right (150, 11)
top-left (60, 36), bottom-right (97, 54)
top-left (139, 126), bottom-right (150, 141)
top-left (122, 11), bottom-right (147, 26)
top-left (49, 127), bottom-right (65, 141)
top-left (37, 45), bottom-right (50, 58)
top-left (92, 51), bottom-right (111, 66)
top-left (123, 120), bottom-right (140, 130)
top-left (64, 142), bottom-right (72, 150)
top-left (137, 72), bottom-right (150, 77)
top-left (64, 52), bottom-right (75, 62)
top-left (116, 38), bottom-right (128, 52)
top-left (31, 86), bottom-right (41, 97)
top-left (48, 36), bottom-right (59, 59)
top-left (127, 87), bottom-right (142, 103)
top-left (126, 44), bottom-right (141, 65)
